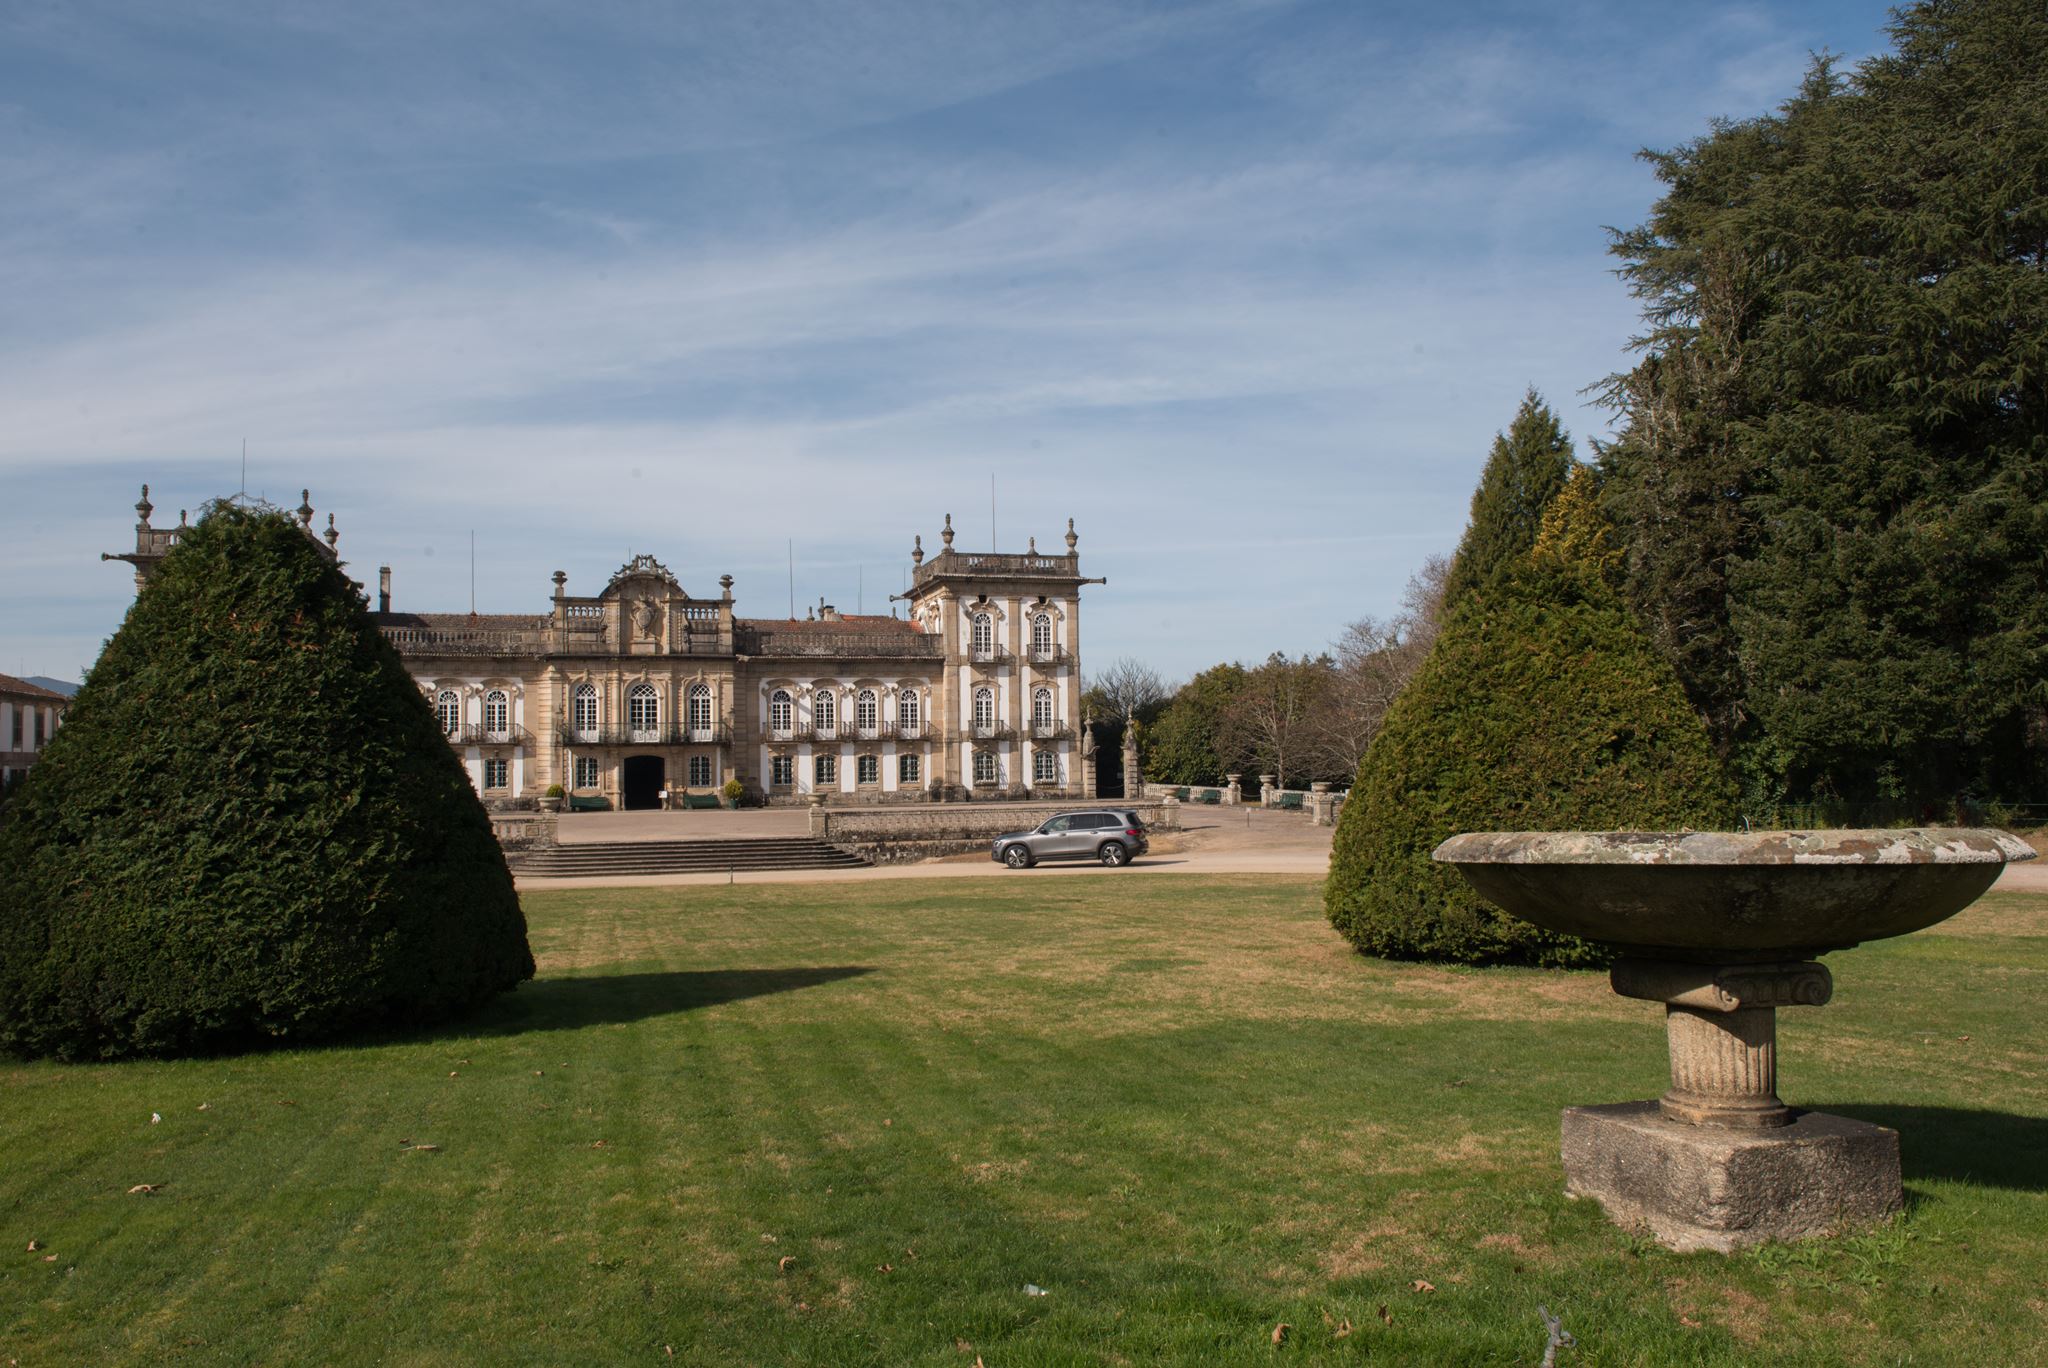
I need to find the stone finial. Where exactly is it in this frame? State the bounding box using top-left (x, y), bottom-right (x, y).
top-left (941, 513), bottom-right (954, 549)
top-left (552, 569), bottom-right (567, 598)
top-left (719, 573), bottom-right (734, 599)
top-left (178, 509), bottom-right (189, 527)
top-left (911, 534), bottom-right (924, 566)
top-left (324, 512), bottom-right (339, 549)
top-left (1028, 535), bottom-right (1036, 554)
top-left (136, 484), bottom-right (153, 528)
top-left (297, 489), bottom-right (314, 526)
top-left (1064, 517), bottom-right (1078, 553)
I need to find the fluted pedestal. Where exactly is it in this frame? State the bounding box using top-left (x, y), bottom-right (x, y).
top-left (1560, 958), bottom-right (1901, 1250)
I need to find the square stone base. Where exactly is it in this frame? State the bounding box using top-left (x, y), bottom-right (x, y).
top-left (1561, 1101), bottom-right (1902, 1252)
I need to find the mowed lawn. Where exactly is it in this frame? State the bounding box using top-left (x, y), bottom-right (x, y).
top-left (4, 876), bottom-right (2047, 1366)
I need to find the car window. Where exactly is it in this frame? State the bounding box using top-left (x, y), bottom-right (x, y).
top-left (1079, 814), bottom-right (1113, 830)
top-left (1042, 816), bottom-right (1070, 832)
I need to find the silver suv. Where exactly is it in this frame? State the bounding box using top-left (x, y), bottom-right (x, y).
top-left (991, 810), bottom-right (1149, 869)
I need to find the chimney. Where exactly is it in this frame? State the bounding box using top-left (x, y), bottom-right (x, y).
top-left (378, 565), bottom-right (392, 613)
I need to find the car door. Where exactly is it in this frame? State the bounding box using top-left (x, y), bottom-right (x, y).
top-left (1067, 813), bottom-right (1110, 858)
top-left (1032, 815), bottom-right (1075, 860)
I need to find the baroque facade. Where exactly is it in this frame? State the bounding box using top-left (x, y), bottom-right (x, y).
top-left (109, 489), bottom-right (1101, 808)
top-left (0, 673), bottom-right (68, 784)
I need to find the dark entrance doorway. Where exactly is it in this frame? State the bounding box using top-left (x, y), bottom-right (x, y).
top-left (621, 755), bottom-right (665, 811)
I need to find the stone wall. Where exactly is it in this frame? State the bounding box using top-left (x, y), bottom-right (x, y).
top-left (814, 798), bottom-right (1177, 863)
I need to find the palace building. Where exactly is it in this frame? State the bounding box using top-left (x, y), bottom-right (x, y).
top-left (107, 488), bottom-right (1101, 809)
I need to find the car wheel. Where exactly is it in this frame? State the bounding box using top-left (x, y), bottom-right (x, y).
top-left (1098, 842), bottom-right (1129, 867)
top-left (1004, 845), bottom-right (1034, 869)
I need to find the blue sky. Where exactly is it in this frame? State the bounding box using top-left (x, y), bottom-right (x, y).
top-left (2, 0), bottom-right (1898, 684)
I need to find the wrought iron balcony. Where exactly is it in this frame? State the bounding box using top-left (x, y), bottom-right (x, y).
top-left (1028, 722), bottom-right (1074, 741)
top-left (968, 646), bottom-right (1014, 665)
top-left (1025, 644), bottom-right (1069, 665)
top-left (450, 723), bottom-right (534, 746)
top-left (965, 721), bottom-right (1016, 741)
top-left (557, 723), bottom-right (732, 747)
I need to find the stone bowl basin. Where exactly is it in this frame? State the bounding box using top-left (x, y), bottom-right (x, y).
top-left (1433, 828), bottom-right (2034, 963)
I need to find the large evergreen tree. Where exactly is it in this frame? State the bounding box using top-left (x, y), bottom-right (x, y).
top-left (1440, 391), bottom-right (1576, 609)
top-left (0, 504), bottom-right (534, 1060)
top-left (1326, 476), bottom-right (1736, 967)
top-left (1601, 0), bottom-right (2048, 806)
top-left (1145, 662), bottom-right (1251, 785)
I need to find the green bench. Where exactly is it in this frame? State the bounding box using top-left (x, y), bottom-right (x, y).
top-left (1173, 787), bottom-right (1191, 801)
top-left (568, 794), bottom-right (611, 812)
top-left (1274, 791), bottom-right (1304, 811)
top-left (680, 791), bottom-right (721, 811)
top-left (1197, 788), bottom-right (1221, 804)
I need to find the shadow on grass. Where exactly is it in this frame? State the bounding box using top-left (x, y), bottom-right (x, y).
top-left (435, 966), bottom-right (877, 1040)
top-left (1826, 1104), bottom-right (2048, 1192)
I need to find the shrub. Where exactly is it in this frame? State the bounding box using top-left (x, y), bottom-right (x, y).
top-left (1326, 493), bottom-right (1736, 967)
top-left (722, 777), bottom-right (745, 802)
top-left (0, 504), bottom-right (534, 1059)
top-left (545, 783), bottom-right (565, 798)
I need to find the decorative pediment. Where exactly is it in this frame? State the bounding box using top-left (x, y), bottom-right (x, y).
top-left (600, 553), bottom-right (685, 600)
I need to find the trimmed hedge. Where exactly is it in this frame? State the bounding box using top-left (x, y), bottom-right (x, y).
top-left (1324, 550), bottom-right (1736, 967)
top-left (0, 504), bottom-right (533, 1059)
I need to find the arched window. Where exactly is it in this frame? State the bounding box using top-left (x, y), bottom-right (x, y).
top-left (814, 688), bottom-right (836, 735)
top-left (972, 750), bottom-right (998, 785)
top-left (628, 683), bottom-right (660, 739)
top-left (572, 683), bottom-right (598, 738)
top-left (971, 612), bottom-right (993, 659)
top-left (897, 688), bottom-right (921, 735)
top-left (435, 690), bottom-right (461, 737)
top-left (973, 686), bottom-right (995, 732)
top-left (1032, 686), bottom-right (1054, 732)
top-left (856, 689), bottom-right (878, 734)
top-left (1032, 613), bottom-right (1053, 657)
top-left (769, 689), bottom-right (793, 734)
top-left (687, 683), bottom-right (713, 736)
top-left (484, 689), bottom-right (509, 738)
top-left (1033, 749), bottom-right (1058, 784)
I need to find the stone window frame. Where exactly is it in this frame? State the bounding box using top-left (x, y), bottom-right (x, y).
top-left (573, 756), bottom-right (599, 790)
top-left (686, 682), bottom-right (714, 734)
top-left (856, 752), bottom-right (880, 785)
top-left (815, 752), bottom-right (837, 786)
top-left (1031, 612), bottom-right (1054, 655)
top-left (627, 682), bottom-right (661, 738)
top-left (483, 689), bottom-right (511, 738)
top-left (972, 686), bottom-right (995, 731)
top-left (972, 749), bottom-right (998, 786)
top-left (970, 611), bottom-right (994, 658)
top-left (855, 688), bottom-right (879, 734)
top-left (769, 689), bottom-right (794, 735)
top-left (435, 689), bottom-right (461, 737)
top-left (814, 687), bottom-right (837, 735)
top-left (572, 682), bottom-right (600, 737)
top-left (899, 752), bottom-right (921, 784)
top-left (1031, 686), bottom-right (1054, 730)
top-left (483, 757), bottom-right (510, 790)
top-left (687, 754), bottom-right (713, 787)
top-left (897, 687), bottom-right (921, 733)
top-left (769, 752), bottom-right (795, 787)
top-left (1033, 748), bottom-right (1058, 784)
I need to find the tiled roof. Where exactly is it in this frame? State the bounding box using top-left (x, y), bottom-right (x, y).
top-left (736, 614), bottom-right (923, 636)
top-left (0, 673), bottom-right (71, 702)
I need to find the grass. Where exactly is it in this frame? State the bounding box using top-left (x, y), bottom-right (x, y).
top-left (3, 875), bottom-right (2046, 1365)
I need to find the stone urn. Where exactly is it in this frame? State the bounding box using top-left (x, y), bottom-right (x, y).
top-left (1433, 828), bottom-right (2033, 1251)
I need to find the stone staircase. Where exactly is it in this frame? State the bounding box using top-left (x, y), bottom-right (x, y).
top-left (512, 837), bottom-right (869, 879)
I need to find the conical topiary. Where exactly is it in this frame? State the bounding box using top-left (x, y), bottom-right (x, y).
top-left (1439, 390), bottom-right (1576, 610)
top-left (0, 503), bottom-right (533, 1059)
top-left (1325, 473), bottom-right (1736, 966)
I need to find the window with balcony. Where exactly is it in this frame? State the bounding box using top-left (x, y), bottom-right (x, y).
top-left (856, 689), bottom-right (878, 734)
top-left (1033, 749), bottom-right (1058, 784)
top-left (1032, 686), bottom-right (1054, 732)
top-left (897, 689), bottom-right (921, 735)
top-left (970, 612), bottom-right (993, 659)
top-left (815, 754), bottom-right (837, 786)
top-left (899, 753), bottom-right (920, 784)
top-left (688, 755), bottom-right (712, 786)
top-left (1032, 613), bottom-right (1053, 657)
top-left (572, 683), bottom-right (598, 738)
top-left (814, 689), bottom-right (836, 736)
top-left (973, 686), bottom-right (994, 732)
top-left (573, 756), bottom-right (598, 789)
top-left (769, 689), bottom-right (793, 735)
top-left (628, 683), bottom-right (660, 739)
top-left (857, 753), bottom-right (879, 784)
top-left (972, 750), bottom-right (997, 786)
top-left (436, 690), bottom-right (461, 737)
top-left (484, 689), bottom-right (509, 738)
top-left (687, 683), bottom-right (713, 736)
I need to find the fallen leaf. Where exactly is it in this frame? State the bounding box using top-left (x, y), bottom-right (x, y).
top-left (150, 1113), bottom-right (161, 1125)
top-left (590, 1140), bottom-right (608, 1149)
top-left (1957, 1035), bottom-right (1971, 1042)
top-left (26, 1241), bottom-right (40, 1253)
top-left (778, 1255), bottom-right (795, 1272)
top-left (882, 1119), bottom-right (892, 1127)
top-left (458, 1059), bottom-right (470, 1066)
top-left (1333, 1318), bottom-right (1352, 1339)
top-left (533, 1070), bottom-right (543, 1076)
top-left (974, 1359), bottom-right (985, 1368)
top-left (127, 1184), bottom-right (160, 1195)
top-left (196, 1103), bottom-right (210, 1111)
top-left (954, 1339), bottom-right (972, 1353)
top-left (760, 1234), bottom-right (778, 1244)
top-left (276, 1099), bottom-right (296, 1107)
top-left (1680, 1315), bottom-right (1703, 1329)
top-left (1377, 1305), bottom-right (1392, 1326)
top-left (1411, 1279), bottom-right (1436, 1294)
top-left (905, 1246), bottom-right (918, 1260)
top-left (407, 1144), bottom-right (440, 1153)
top-left (43, 1254), bottom-right (58, 1262)
top-left (664, 1348), bottom-right (673, 1358)
top-left (1024, 1283), bottom-right (1048, 1296)
top-left (797, 1301), bottom-right (811, 1312)
top-left (877, 1263), bottom-right (894, 1273)
top-left (1271, 1322), bottom-right (1290, 1345)
top-left (448, 1071), bottom-right (459, 1078)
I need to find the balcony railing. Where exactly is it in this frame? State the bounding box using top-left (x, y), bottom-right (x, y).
top-left (557, 723), bottom-right (732, 747)
top-left (744, 629), bottom-right (945, 659)
top-left (452, 723), bottom-right (534, 747)
top-left (1025, 644), bottom-right (1069, 665)
top-left (965, 721), bottom-right (1015, 741)
top-left (1028, 722), bottom-right (1074, 741)
top-left (968, 646), bottom-right (1014, 665)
